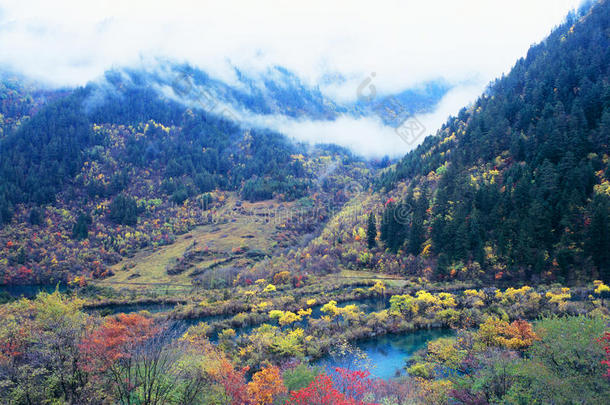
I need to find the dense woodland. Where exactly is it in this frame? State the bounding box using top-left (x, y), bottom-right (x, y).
top-left (378, 0), bottom-right (610, 283)
top-left (0, 67), bottom-right (371, 284)
top-left (0, 80), bottom-right (313, 214)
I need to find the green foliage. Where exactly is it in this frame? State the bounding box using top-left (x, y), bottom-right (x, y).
top-left (446, 315), bottom-right (610, 404)
top-left (407, 362), bottom-right (434, 379)
top-left (282, 364), bottom-right (322, 392)
top-left (366, 212), bottom-right (377, 249)
top-left (28, 207), bottom-right (43, 226)
top-left (380, 201), bottom-right (408, 253)
top-left (271, 329), bottom-right (305, 358)
top-left (241, 176), bottom-right (310, 202)
top-left (0, 291), bottom-right (90, 404)
top-left (72, 213), bottom-right (91, 240)
top-left (0, 91), bottom-right (97, 212)
top-left (376, 0), bottom-right (610, 282)
top-left (586, 194), bottom-right (610, 280)
top-left (108, 194), bottom-right (138, 225)
top-left (509, 315), bottom-right (610, 403)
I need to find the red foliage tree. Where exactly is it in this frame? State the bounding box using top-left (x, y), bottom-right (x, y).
top-left (287, 369), bottom-right (379, 405)
top-left (78, 313), bottom-right (158, 373)
top-left (208, 357), bottom-right (250, 405)
top-left (600, 332), bottom-right (610, 379)
top-left (0, 326), bottom-right (29, 362)
top-left (334, 368), bottom-right (377, 401)
top-left (287, 374), bottom-right (351, 405)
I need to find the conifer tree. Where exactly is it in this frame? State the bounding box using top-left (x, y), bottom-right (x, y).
top-left (366, 212), bottom-right (377, 249)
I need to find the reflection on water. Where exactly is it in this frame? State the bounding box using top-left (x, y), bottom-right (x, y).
top-left (317, 328), bottom-right (455, 379)
top-left (87, 302), bottom-right (176, 316)
top-left (0, 284), bottom-right (67, 298)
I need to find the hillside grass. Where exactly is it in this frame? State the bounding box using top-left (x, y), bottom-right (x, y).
top-left (99, 196), bottom-right (292, 291)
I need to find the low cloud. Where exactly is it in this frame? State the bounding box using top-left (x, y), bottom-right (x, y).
top-left (232, 81), bottom-right (485, 158)
top-left (260, 114), bottom-right (407, 158)
top-left (0, 0), bottom-right (583, 156)
top-left (0, 0), bottom-right (581, 92)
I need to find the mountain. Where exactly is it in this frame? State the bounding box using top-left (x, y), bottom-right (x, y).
top-left (0, 60), bottom-right (447, 216)
top-left (1, 0), bottom-right (608, 287)
top-left (85, 64), bottom-right (344, 122)
top-left (83, 62), bottom-right (451, 123)
top-left (1, 4), bottom-right (609, 404)
top-left (0, 71), bottom-right (68, 138)
top-left (374, 0), bottom-right (610, 283)
top-left (246, 0), bottom-right (610, 287)
top-left (0, 62), bottom-right (387, 284)
top-left (0, 53), bottom-right (452, 285)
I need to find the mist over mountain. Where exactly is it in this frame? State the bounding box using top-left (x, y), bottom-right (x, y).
top-left (0, 0), bottom-right (584, 157)
top-left (77, 61), bottom-right (454, 157)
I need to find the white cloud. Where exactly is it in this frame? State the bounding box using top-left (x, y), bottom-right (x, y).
top-left (0, 0), bottom-right (584, 155)
top-left (250, 113), bottom-right (408, 158)
top-left (224, 82), bottom-right (486, 158)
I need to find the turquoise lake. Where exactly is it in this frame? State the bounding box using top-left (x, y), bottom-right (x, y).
top-left (317, 328), bottom-right (454, 379)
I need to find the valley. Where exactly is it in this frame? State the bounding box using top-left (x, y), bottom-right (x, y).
top-left (0, 1), bottom-right (609, 404)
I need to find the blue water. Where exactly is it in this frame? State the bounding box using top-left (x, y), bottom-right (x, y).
top-left (317, 329), bottom-right (454, 380)
top-left (0, 284), bottom-right (67, 298)
top-left (87, 302), bottom-right (176, 315)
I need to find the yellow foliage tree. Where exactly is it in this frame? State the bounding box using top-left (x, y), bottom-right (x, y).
top-left (246, 365), bottom-right (286, 405)
top-left (263, 284), bottom-right (277, 293)
top-left (369, 281), bottom-right (386, 296)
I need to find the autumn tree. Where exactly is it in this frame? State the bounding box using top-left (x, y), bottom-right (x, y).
top-left (475, 317), bottom-right (539, 350)
top-left (287, 370), bottom-right (377, 405)
top-left (0, 292), bottom-right (91, 404)
top-left (269, 310), bottom-right (302, 328)
top-left (180, 330), bottom-right (249, 405)
top-left (210, 357), bottom-right (249, 405)
top-left (369, 281), bottom-right (386, 296)
top-left (79, 313), bottom-right (190, 405)
top-left (247, 364), bottom-right (287, 405)
top-left (287, 374), bottom-right (351, 405)
top-left (334, 368), bottom-right (376, 402)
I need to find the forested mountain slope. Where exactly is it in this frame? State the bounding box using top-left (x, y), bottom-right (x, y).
top-left (253, 0), bottom-right (610, 287)
top-left (0, 65), bottom-right (378, 284)
top-left (374, 0), bottom-right (610, 282)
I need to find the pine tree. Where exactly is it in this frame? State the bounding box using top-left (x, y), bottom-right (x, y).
top-left (380, 202), bottom-right (407, 253)
top-left (29, 207), bottom-right (43, 226)
top-left (72, 213), bottom-right (91, 240)
top-left (109, 194), bottom-right (138, 226)
top-left (407, 193), bottom-right (428, 256)
top-left (586, 195), bottom-right (610, 281)
top-left (366, 212), bottom-right (377, 249)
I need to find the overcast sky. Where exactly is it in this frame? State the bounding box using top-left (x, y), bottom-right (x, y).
top-left (0, 0), bottom-right (584, 156)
